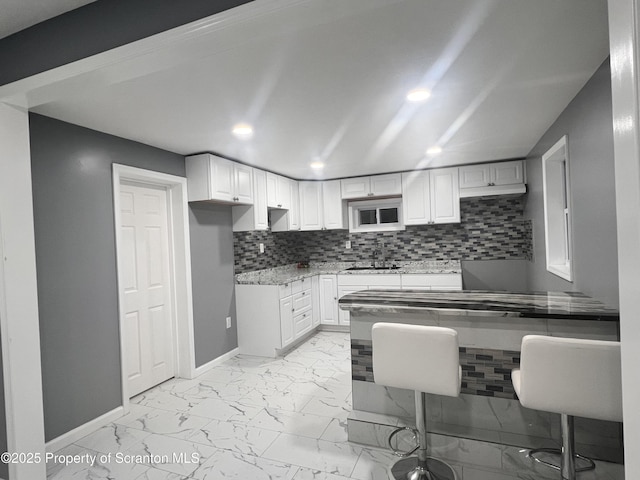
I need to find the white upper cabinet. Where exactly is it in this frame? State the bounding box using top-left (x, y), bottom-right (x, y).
top-left (430, 168), bottom-right (460, 223)
top-left (322, 180), bottom-right (347, 229)
top-left (402, 168), bottom-right (460, 225)
top-left (232, 168), bottom-right (268, 232)
top-left (459, 160), bottom-right (525, 197)
top-left (299, 181), bottom-right (324, 230)
top-left (288, 180), bottom-right (300, 230)
top-left (186, 154), bottom-right (254, 205)
top-left (341, 173), bottom-right (402, 199)
top-left (402, 171), bottom-right (431, 225)
top-left (299, 180), bottom-right (346, 230)
top-left (266, 172), bottom-right (291, 209)
top-left (270, 179), bottom-right (300, 232)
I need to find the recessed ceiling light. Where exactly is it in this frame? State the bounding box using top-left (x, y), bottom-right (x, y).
top-left (406, 88), bottom-right (431, 102)
top-left (310, 161), bottom-right (325, 170)
top-left (232, 123), bottom-right (253, 138)
top-left (426, 146), bottom-right (442, 156)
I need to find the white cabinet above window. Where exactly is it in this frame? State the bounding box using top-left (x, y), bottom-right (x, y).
top-left (341, 173), bottom-right (402, 199)
top-left (186, 154), bottom-right (254, 204)
top-left (459, 160), bottom-right (525, 197)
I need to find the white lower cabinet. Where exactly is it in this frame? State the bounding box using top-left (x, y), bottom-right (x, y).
top-left (237, 272), bottom-right (463, 356)
top-left (236, 279), bottom-right (314, 357)
top-left (319, 275), bottom-right (339, 325)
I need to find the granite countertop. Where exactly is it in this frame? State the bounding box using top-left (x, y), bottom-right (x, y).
top-left (338, 289), bottom-right (620, 321)
top-left (235, 260), bottom-right (461, 285)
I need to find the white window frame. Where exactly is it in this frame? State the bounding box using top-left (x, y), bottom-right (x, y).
top-left (348, 198), bottom-right (405, 233)
top-left (542, 135), bottom-right (573, 281)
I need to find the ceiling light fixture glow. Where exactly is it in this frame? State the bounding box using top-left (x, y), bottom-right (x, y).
top-left (232, 123), bottom-right (254, 138)
top-left (310, 161), bottom-right (325, 170)
top-left (406, 88), bottom-right (431, 102)
top-left (426, 146), bottom-right (442, 156)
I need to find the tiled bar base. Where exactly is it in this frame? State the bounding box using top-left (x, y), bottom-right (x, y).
top-left (349, 312), bottom-right (623, 463)
top-left (347, 411), bottom-right (624, 480)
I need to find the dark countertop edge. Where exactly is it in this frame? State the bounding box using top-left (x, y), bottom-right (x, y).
top-left (338, 290), bottom-right (620, 322)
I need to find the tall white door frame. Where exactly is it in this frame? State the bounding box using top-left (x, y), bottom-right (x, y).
top-left (609, 0), bottom-right (640, 477)
top-left (112, 164), bottom-right (196, 412)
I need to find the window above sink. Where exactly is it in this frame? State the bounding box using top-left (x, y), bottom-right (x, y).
top-left (347, 198), bottom-right (405, 233)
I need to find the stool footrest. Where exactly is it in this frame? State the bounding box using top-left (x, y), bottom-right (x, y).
top-left (388, 426), bottom-right (419, 457)
top-left (527, 448), bottom-right (596, 473)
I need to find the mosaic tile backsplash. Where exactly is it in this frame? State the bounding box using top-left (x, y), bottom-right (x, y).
top-left (352, 339), bottom-right (521, 399)
top-left (234, 195), bottom-right (530, 273)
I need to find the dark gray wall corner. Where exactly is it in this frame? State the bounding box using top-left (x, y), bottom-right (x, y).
top-left (189, 203), bottom-right (238, 367)
top-left (524, 58), bottom-right (619, 307)
top-left (29, 113), bottom-right (185, 440)
top-left (0, 0), bottom-right (253, 86)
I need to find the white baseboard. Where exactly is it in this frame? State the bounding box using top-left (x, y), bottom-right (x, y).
top-left (45, 406), bottom-right (124, 453)
top-left (191, 347), bottom-right (239, 378)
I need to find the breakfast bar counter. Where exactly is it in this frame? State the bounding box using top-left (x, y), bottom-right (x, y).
top-left (340, 289), bottom-right (622, 463)
top-left (338, 289), bottom-right (620, 321)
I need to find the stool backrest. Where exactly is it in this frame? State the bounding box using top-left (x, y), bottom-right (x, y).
top-left (372, 323), bottom-right (460, 397)
top-left (517, 335), bottom-right (622, 422)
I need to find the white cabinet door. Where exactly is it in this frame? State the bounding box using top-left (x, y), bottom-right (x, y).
top-left (288, 180), bottom-right (300, 230)
top-left (493, 160), bottom-right (524, 185)
top-left (210, 156), bottom-right (235, 202)
top-left (253, 169), bottom-right (269, 230)
top-left (459, 164), bottom-right (491, 189)
top-left (402, 171), bottom-right (431, 225)
top-left (277, 175), bottom-right (290, 209)
top-left (311, 275), bottom-right (320, 327)
top-left (266, 173), bottom-right (278, 208)
top-left (371, 173), bottom-right (402, 196)
top-left (234, 164), bottom-right (254, 204)
top-left (319, 275), bottom-right (339, 325)
top-left (280, 296), bottom-right (294, 347)
top-left (300, 181), bottom-right (324, 230)
top-left (322, 180), bottom-right (346, 229)
top-left (341, 177), bottom-right (371, 199)
top-left (430, 168), bottom-right (460, 224)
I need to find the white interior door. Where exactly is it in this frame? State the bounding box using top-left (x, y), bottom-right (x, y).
top-left (119, 182), bottom-right (175, 396)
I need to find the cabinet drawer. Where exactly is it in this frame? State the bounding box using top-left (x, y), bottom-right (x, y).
top-left (292, 290), bottom-right (312, 312)
top-left (279, 283), bottom-right (292, 298)
top-left (294, 309), bottom-right (313, 336)
top-left (338, 274), bottom-right (402, 287)
top-left (291, 278), bottom-right (310, 294)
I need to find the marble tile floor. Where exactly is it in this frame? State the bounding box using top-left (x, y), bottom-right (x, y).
top-left (48, 331), bottom-right (624, 480)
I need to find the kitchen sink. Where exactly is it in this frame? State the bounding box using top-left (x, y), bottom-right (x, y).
top-left (345, 265), bottom-right (400, 271)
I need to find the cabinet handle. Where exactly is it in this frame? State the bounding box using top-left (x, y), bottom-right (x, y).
top-left (292, 308), bottom-right (295, 312)
top-left (334, 297), bottom-right (337, 300)
top-left (302, 291), bottom-right (306, 295)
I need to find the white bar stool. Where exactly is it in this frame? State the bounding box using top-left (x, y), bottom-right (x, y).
top-left (372, 323), bottom-right (461, 480)
top-left (512, 335), bottom-right (623, 480)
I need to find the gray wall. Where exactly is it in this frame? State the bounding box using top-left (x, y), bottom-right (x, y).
top-left (524, 59), bottom-right (619, 307)
top-left (189, 204), bottom-right (238, 367)
top-left (0, 0), bottom-right (252, 86)
top-left (30, 114), bottom-right (237, 440)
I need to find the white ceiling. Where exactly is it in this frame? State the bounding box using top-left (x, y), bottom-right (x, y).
top-left (0, 0), bottom-right (95, 39)
top-left (27, 0), bottom-right (609, 180)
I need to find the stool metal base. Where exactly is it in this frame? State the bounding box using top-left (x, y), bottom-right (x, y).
top-left (527, 448), bottom-right (596, 473)
top-left (389, 456), bottom-right (457, 480)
